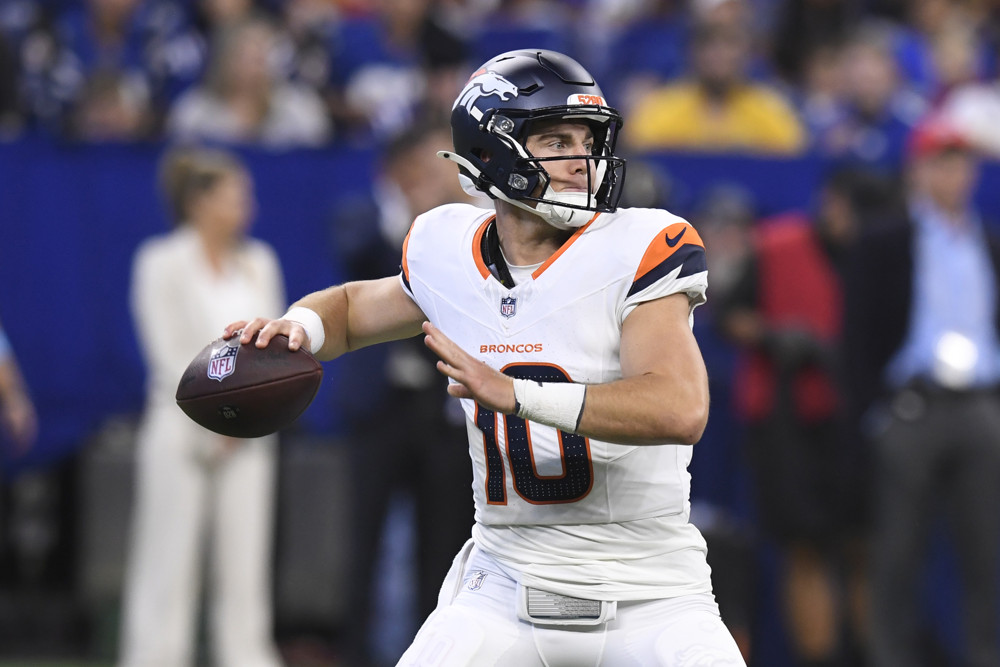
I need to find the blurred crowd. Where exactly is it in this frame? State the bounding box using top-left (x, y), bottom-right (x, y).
top-left (0, 0), bottom-right (998, 160)
top-left (6, 0), bottom-right (1000, 666)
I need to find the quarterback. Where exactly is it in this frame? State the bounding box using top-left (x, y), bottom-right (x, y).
top-left (226, 50), bottom-right (745, 666)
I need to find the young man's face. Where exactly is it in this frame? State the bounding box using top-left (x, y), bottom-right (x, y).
top-left (524, 120), bottom-right (596, 195)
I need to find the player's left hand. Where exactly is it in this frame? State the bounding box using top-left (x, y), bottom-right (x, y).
top-left (423, 321), bottom-right (516, 414)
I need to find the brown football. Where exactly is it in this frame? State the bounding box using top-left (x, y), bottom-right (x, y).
top-left (175, 332), bottom-right (322, 438)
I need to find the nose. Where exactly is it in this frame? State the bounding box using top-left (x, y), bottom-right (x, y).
top-left (568, 143), bottom-right (590, 174)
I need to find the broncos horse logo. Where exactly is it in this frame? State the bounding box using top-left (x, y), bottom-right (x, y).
top-left (455, 70), bottom-right (519, 114)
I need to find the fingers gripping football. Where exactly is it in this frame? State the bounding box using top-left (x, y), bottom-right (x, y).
top-left (422, 321), bottom-right (516, 414)
top-left (223, 317), bottom-right (311, 352)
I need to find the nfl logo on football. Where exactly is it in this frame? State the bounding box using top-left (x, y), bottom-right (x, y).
top-left (207, 343), bottom-right (239, 381)
top-left (500, 296), bottom-right (517, 318)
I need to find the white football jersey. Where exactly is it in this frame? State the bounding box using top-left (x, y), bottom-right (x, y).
top-left (401, 203), bottom-right (714, 601)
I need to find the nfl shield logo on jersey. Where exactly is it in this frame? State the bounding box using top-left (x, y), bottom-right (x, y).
top-left (500, 296), bottom-right (517, 318)
top-left (466, 570), bottom-right (488, 591)
top-left (207, 341), bottom-right (239, 381)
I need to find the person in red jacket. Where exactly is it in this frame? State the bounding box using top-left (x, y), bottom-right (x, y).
top-left (718, 168), bottom-right (897, 667)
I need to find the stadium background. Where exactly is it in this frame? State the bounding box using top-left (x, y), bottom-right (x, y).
top-left (3, 141), bottom-right (999, 666)
top-left (3, 0), bottom-right (1000, 665)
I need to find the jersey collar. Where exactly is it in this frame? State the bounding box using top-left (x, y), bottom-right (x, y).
top-left (471, 213), bottom-right (601, 286)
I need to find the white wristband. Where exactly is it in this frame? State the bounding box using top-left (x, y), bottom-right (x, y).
top-left (512, 379), bottom-right (587, 433)
top-left (283, 306), bottom-right (325, 355)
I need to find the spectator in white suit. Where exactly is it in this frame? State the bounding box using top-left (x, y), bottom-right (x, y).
top-left (119, 146), bottom-right (285, 667)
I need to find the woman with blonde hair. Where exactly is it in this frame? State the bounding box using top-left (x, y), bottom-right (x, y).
top-left (120, 146), bottom-right (285, 667)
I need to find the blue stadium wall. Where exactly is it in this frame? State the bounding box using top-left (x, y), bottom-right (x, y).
top-left (8, 137), bottom-right (1000, 474)
top-left (2, 135), bottom-right (999, 664)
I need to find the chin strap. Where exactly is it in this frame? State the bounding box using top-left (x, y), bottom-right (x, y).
top-left (438, 150), bottom-right (594, 230)
top-left (534, 190), bottom-right (596, 230)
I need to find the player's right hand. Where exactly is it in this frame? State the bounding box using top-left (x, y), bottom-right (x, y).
top-left (422, 321), bottom-right (517, 414)
top-left (222, 318), bottom-right (311, 352)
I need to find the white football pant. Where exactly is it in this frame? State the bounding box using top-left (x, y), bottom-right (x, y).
top-left (398, 540), bottom-right (746, 667)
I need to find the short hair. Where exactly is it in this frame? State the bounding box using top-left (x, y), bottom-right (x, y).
top-left (382, 116), bottom-right (453, 167)
top-left (158, 145), bottom-right (246, 225)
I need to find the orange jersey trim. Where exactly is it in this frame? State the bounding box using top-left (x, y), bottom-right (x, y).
top-left (531, 212), bottom-right (601, 279)
top-left (477, 402), bottom-right (507, 505)
top-left (472, 215), bottom-right (497, 280)
top-left (633, 221), bottom-right (705, 285)
top-left (401, 221), bottom-right (414, 287)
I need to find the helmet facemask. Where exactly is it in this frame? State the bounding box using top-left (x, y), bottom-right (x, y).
top-left (441, 49), bottom-right (628, 229)
top-left (443, 104), bottom-right (627, 230)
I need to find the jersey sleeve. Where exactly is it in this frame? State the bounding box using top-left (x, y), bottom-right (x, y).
top-left (620, 220), bottom-right (708, 323)
top-left (397, 203), bottom-right (484, 307)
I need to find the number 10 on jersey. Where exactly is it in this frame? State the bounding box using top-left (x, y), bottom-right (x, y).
top-left (476, 363), bottom-right (594, 505)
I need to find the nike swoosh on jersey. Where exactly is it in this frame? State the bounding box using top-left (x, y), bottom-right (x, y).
top-left (629, 223), bottom-right (706, 298)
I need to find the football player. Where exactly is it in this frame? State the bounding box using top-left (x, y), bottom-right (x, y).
top-left (226, 49), bottom-right (746, 666)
